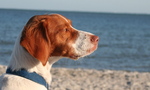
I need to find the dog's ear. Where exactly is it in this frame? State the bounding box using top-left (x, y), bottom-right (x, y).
top-left (20, 16), bottom-right (52, 66)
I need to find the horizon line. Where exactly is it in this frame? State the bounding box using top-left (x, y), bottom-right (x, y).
top-left (1, 8), bottom-right (150, 16)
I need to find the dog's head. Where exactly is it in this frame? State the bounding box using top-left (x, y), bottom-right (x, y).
top-left (20, 14), bottom-right (99, 65)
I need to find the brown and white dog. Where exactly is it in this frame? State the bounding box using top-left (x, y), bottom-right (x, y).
top-left (0, 14), bottom-right (99, 90)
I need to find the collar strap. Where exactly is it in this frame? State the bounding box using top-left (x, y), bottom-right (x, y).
top-left (6, 68), bottom-right (49, 89)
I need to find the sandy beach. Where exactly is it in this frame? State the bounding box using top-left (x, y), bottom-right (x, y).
top-left (0, 65), bottom-right (150, 90)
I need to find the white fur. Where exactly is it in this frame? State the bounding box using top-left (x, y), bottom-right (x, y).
top-left (0, 74), bottom-right (47, 90)
top-left (73, 30), bottom-right (95, 57)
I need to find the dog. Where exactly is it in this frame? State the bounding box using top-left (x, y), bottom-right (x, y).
top-left (0, 14), bottom-right (99, 90)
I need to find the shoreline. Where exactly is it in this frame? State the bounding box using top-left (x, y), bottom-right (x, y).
top-left (0, 65), bottom-right (150, 90)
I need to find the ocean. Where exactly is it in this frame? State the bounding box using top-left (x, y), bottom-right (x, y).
top-left (0, 9), bottom-right (150, 72)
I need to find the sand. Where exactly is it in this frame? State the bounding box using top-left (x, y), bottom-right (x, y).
top-left (0, 65), bottom-right (150, 90)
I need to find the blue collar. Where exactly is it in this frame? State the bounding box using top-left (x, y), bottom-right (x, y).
top-left (6, 68), bottom-right (49, 89)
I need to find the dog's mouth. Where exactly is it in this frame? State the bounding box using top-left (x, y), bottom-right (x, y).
top-left (69, 55), bottom-right (81, 60)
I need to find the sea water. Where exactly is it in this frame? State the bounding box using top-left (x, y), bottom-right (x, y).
top-left (0, 9), bottom-right (150, 72)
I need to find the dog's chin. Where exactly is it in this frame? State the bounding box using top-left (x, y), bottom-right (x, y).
top-left (69, 51), bottom-right (95, 60)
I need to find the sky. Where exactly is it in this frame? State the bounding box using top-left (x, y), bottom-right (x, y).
top-left (0, 0), bottom-right (150, 14)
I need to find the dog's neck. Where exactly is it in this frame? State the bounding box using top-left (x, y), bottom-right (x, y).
top-left (8, 35), bottom-right (61, 85)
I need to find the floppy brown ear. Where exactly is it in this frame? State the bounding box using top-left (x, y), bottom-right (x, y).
top-left (20, 16), bottom-right (51, 66)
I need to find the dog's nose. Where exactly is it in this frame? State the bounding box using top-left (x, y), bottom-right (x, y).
top-left (91, 35), bottom-right (99, 44)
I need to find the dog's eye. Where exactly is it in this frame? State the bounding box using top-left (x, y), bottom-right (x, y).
top-left (64, 28), bottom-right (69, 32)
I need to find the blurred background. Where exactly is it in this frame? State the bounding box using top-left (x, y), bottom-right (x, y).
top-left (0, 0), bottom-right (150, 72)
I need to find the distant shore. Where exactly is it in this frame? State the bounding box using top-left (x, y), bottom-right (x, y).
top-left (0, 65), bottom-right (150, 90)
